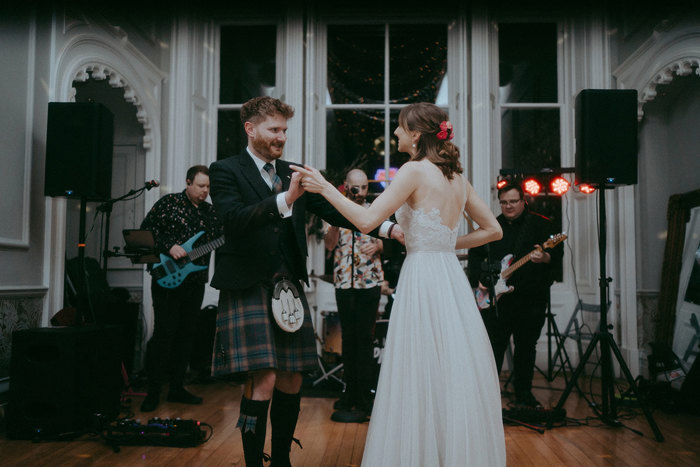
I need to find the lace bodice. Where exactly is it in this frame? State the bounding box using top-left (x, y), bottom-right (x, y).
top-left (396, 203), bottom-right (458, 253)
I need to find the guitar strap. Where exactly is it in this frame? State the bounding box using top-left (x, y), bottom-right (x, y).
top-left (511, 211), bottom-right (533, 262)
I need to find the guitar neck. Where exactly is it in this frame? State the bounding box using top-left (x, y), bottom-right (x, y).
top-left (502, 251), bottom-right (535, 279)
top-left (187, 236), bottom-right (225, 261)
top-left (500, 233), bottom-right (566, 279)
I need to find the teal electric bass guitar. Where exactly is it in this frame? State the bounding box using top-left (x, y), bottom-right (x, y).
top-left (150, 231), bottom-right (225, 289)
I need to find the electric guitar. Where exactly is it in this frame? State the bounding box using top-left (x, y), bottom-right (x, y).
top-left (150, 231), bottom-right (225, 289)
top-left (474, 233), bottom-right (567, 310)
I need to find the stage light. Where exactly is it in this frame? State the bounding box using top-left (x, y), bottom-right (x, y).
top-left (579, 183), bottom-right (596, 194)
top-left (550, 177), bottom-right (570, 195)
top-left (496, 179), bottom-right (508, 189)
top-left (373, 167), bottom-right (398, 188)
top-left (523, 178), bottom-right (541, 196)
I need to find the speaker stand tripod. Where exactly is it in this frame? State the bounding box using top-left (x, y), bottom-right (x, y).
top-left (533, 291), bottom-right (582, 395)
top-left (550, 186), bottom-right (663, 441)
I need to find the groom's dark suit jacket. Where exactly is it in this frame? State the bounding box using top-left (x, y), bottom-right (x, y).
top-left (209, 151), bottom-right (377, 291)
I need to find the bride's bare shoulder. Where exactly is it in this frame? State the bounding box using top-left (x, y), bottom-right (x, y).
top-left (395, 160), bottom-right (425, 177)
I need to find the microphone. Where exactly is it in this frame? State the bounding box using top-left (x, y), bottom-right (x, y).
top-left (145, 180), bottom-right (160, 190)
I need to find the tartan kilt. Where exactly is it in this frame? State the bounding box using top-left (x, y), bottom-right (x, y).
top-left (212, 281), bottom-right (318, 376)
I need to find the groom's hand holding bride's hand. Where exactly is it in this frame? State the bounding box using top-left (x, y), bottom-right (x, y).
top-left (291, 164), bottom-right (406, 245)
top-left (290, 165), bottom-right (331, 195)
top-left (285, 170), bottom-right (306, 206)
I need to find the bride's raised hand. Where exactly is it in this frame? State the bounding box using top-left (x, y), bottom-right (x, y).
top-left (291, 164), bottom-right (331, 194)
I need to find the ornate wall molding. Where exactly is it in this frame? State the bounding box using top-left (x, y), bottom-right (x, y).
top-left (638, 58), bottom-right (700, 119)
top-left (613, 24), bottom-right (700, 120)
top-left (0, 296), bottom-right (43, 380)
top-left (71, 62), bottom-right (153, 149)
top-left (54, 33), bottom-right (166, 153)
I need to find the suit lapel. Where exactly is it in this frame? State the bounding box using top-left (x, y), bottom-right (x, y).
top-left (238, 151), bottom-right (274, 201)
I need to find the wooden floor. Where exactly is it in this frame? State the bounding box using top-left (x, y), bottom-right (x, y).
top-left (1, 373), bottom-right (699, 466)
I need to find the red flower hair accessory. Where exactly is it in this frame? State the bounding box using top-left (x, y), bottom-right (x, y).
top-left (436, 120), bottom-right (454, 140)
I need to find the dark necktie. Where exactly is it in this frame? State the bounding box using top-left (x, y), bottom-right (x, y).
top-left (263, 163), bottom-right (283, 194)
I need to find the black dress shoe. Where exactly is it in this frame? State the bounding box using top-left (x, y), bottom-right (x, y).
top-left (330, 408), bottom-right (368, 423)
top-left (515, 391), bottom-right (542, 408)
top-left (167, 387), bottom-right (203, 405)
top-left (333, 395), bottom-right (352, 411)
top-left (140, 393), bottom-right (160, 412)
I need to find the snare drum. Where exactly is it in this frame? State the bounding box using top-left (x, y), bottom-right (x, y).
top-left (322, 311), bottom-right (342, 356)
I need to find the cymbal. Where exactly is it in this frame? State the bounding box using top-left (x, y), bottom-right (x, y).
top-left (310, 273), bottom-right (334, 284)
top-left (456, 253), bottom-right (469, 261)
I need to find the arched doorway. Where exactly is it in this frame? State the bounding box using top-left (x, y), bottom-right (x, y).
top-left (62, 74), bottom-right (148, 372)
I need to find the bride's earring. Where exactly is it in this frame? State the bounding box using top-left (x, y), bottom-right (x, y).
top-left (411, 143), bottom-right (416, 148)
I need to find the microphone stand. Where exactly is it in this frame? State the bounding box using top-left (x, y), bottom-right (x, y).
top-left (98, 182), bottom-right (156, 271)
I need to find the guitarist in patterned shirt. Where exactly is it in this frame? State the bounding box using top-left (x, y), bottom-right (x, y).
top-left (467, 182), bottom-right (563, 408)
top-left (139, 165), bottom-right (223, 412)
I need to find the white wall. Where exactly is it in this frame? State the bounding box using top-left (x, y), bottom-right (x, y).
top-left (638, 76), bottom-right (700, 291)
top-left (0, 11), bottom-right (48, 289)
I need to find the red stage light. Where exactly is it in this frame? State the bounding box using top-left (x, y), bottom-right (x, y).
top-left (496, 179), bottom-right (508, 189)
top-left (550, 177), bottom-right (570, 195)
top-left (579, 183), bottom-right (596, 194)
top-left (523, 178), bottom-right (541, 196)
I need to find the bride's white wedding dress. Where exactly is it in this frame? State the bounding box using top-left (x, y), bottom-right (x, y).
top-left (361, 203), bottom-right (506, 467)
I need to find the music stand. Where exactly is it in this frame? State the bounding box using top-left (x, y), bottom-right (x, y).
top-left (121, 229), bottom-right (159, 264)
top-left (113, 229), bottom-right (158, 398)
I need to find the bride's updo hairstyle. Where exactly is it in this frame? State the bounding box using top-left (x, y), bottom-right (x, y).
top-left (398, 102), bottom-right (463, 180)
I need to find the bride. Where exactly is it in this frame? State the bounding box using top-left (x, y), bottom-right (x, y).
top-left (293, 102), bottom-right (506, 466)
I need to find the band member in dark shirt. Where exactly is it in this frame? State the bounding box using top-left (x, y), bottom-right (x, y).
top-left (139, 165), bottom-right (222, 412)
top-left (468, 182), bottom-right (563, 407)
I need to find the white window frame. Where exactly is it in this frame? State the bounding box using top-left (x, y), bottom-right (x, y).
top-left (305, 14), bottom-right (469, 282)
top-left (487, 15), bottom-right (578, 318)
top-left (213, 10), bottom-right (305, 162)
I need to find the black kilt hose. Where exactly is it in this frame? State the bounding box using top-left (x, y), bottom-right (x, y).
top-left (212, 281), bottom-right (317, 376)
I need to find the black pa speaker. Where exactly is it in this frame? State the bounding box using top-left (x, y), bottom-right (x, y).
top-left (6, 325), bottom-right (122, 439)
top-left (575, 89), bottom-right (638, 186)
top-left (44, 102), bottom-right (114, 200)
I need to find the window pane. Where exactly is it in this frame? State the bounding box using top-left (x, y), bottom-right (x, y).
top-left (389, 24), bottom-right (447, 104)
top-left (326, 109), bottom-right (390, 191)
top-left (388, 109), bottom-right (411, 171)
top-left (498, 23), bottom-right (557, 104)
top-left (327, 25), bottom-right (384, 104)
top-left (220, 25), bottom-right (276, 104)
top-left (217, 110), bottom-right (246, 160)
top-left (500, 108), bottom-right (560, 169)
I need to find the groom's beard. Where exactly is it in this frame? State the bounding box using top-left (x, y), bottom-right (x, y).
top-left (251, 134), bottom-right (285, 160)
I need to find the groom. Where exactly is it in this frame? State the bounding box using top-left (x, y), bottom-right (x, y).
top-left (209, 96), bottom-right (402, 466)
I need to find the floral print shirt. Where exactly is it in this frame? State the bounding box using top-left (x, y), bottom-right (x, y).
top-left (327, 211), bottom-right (384, 289)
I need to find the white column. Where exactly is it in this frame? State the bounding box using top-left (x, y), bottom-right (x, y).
top-left (470, 7), bottom-right (494, 209)
top-left (279, 9), bottom-right (304, 164)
